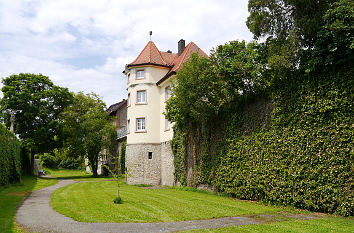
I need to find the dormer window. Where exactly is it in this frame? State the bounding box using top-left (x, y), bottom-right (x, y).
top-left (136, 70), bottom-right (145, 79)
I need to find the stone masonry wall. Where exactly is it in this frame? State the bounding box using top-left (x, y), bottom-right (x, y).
top-left (126, 143), bottom-right (161, 185)
top-left (160, 141), bottom-right (175, 186)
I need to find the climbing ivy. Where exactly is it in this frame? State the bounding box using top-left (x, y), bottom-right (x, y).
top-left (167, 1), bottom-right (353, 216)
top-left (0, 123), bottom-right (21, 186)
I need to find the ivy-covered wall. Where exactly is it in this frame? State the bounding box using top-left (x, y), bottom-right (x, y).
top-left (0, 123), bottom-right (21, 186)
top-left (172, 68), bottom-right (353, 216)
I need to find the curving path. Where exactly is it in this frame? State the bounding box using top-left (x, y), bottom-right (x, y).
top-left (16, 179), bottom-right (316, 233)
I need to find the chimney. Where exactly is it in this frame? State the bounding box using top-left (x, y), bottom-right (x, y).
top-left (178, 39), bottom-right (185, 56)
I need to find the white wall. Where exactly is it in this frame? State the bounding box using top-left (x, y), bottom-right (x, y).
top-left (126, 65), bottom-right (169, 144)
top-left (158, 78), bottom-right (174, 142)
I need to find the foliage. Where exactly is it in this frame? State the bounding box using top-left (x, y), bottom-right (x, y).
top-left (0, 123), bottom-right (21, 186)
top-left (120, 141), bottom-right (126, 174)
top-left (167, 1), bottom-right (353, 216)
top-left (246, 0), bottom-right (336, 46)
top-left (40, 153), bottom-right (59, 169)
top-left (0, 73), bottom-right (73, 155)
top-left (60, 92), bottom-right (117, 177)
top-left (113, 196), bottom-right (123, 204)
top-left (58, 157), bottom-right (82, 169)
top-left (0, 176), bottom-right (58, 233)
top-left (309, 0), bottom-right (354, 71)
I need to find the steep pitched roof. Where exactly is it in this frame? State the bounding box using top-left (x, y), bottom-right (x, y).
top-left (128, 41), bottom-right (171, 67)
top-left (156, 42), bottom-right (208, 85)
top-left (127, 40), bottom-right (208, 85)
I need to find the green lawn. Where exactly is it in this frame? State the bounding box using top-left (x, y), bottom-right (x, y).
top-left (181, 216), bottom-right (354, 233)
top-left (44, 167), bottom-right (114, 181)
top-left (0, 176), bottom-right (58, 233)
top-left (51, 181), bottom-right (290, 223)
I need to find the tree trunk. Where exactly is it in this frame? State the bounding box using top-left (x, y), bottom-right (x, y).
top-left (89, 156), bottom-right (98, 177)
top-left (117, 183), bottom-right (119, 198)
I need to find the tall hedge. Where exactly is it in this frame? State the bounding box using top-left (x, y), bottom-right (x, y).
top-left (0, 123), bottom-right (21, 186)
top-left (172, 67), bottom-right (353, 216)
top-left (214, 69), bottom-right (353, 216)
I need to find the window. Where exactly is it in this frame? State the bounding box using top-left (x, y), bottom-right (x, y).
top-left (148, 152), bottom-right (152, 159)
top-left (165, 118), bottom-right (171, 130)
top-left (136, 90), bottom-right (146, 104)
top-left (136, 118), bottom-right (146, 131)
top-left (127, 93), bottom-right (131, 106)
top-left (165, 86), bottom-right (171, 101)
top-left (127, 73), bottom-right (130, 84)
top-left (127, 119), bottom-right (130, 133)
top-left (136, 70), bottom-right (145, 79)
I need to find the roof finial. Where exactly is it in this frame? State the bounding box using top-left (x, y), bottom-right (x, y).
top-left (149, 31), bottom-right (152, 41)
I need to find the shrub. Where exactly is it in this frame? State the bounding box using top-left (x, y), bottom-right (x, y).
top-left (172, 65), bottom-right (353, 216)
top-left (0, 123), bottom-right (21, 186)
top-left (113, 196), bottom-right (123, 204)
top-left (40, 153), bottom-right (59, 168)
top-left (59, 157), bottom-right (82, 169)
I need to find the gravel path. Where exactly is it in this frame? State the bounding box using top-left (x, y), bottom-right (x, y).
top-left (16, 179), bottom-right (316, 233)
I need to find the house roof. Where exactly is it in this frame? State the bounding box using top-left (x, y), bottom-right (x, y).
top-left (107, 99), bottom-right (127, 116)
top-left (128, 41), bottom-right (175, 68)
top-left (127, 40), bottom-right (208, 85)
top-left (156, 42), bottom-right (208, 85)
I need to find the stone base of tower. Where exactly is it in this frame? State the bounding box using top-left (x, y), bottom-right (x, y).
top-left (126, 141), bottom-right (174, 186)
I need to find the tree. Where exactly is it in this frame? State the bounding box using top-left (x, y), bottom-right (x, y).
top-left (246, 0), bottom-right (336, 47)
top-left (310, 0), bottom-right (354, 71)
top-left (60, 92), bottom-right (116, 177)
top-left (166, 42), bottom-right (268, 130)
top-left (0, 73), bottom-right (73, 164)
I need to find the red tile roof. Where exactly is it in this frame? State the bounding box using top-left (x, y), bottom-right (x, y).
top-left (128, 41), bottom-right (171, 67)
top-left (127, 40), bottom-right (208, 85)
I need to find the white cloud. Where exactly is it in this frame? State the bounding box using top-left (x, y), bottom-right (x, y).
top-left (0, 0), bottom-right (253, 106)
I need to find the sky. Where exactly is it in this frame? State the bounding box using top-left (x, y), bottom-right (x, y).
top-left (0, 0), bottom-right (253, 107)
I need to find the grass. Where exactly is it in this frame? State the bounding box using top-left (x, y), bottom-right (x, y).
top-left (0, 176), bottom-right (58, 233)
top-left (51, 181), bottom-right (291, 223)
top-left (180, 216), bottom-right (354, 233)
top-left (44, 167), bottom-right (114, 181)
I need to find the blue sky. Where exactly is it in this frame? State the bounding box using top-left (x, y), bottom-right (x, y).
top-left (0, 0), bottom-right (253, 106)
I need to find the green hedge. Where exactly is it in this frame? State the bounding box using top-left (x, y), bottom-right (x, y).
top-left (172, 67), bottom-right (353, 216)
top-left (0, 123), bottom-right (21, 186)
top-left (213, 70), bottom-right (353, 216)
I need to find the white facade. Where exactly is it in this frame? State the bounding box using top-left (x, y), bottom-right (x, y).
top-left (124, 40), bottom-right (207, 186)
top-left (126, 65), bottom-right (173, 145)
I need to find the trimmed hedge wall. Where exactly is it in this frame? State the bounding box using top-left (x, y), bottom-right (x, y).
top-left (172, 67), bottom-right (353, 216)
top-left (0, 123), bottom-right (21, 186)
top-left (213, 70), bottom-right (353, 216)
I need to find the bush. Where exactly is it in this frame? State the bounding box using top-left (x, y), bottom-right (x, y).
top-left (40, 153), bottom-right (59, 168)
top-left (59, 157), bottom-right (82, 169)
top-left (113, 196), bottom-right (123, 204)
top-left (0, 123), bottom-right (21, 186)
top-left (172, 66), bottom-right (353, 216)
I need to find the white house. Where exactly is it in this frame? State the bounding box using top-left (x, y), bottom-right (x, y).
top-left (124, 39), bottom-right (207, 186)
